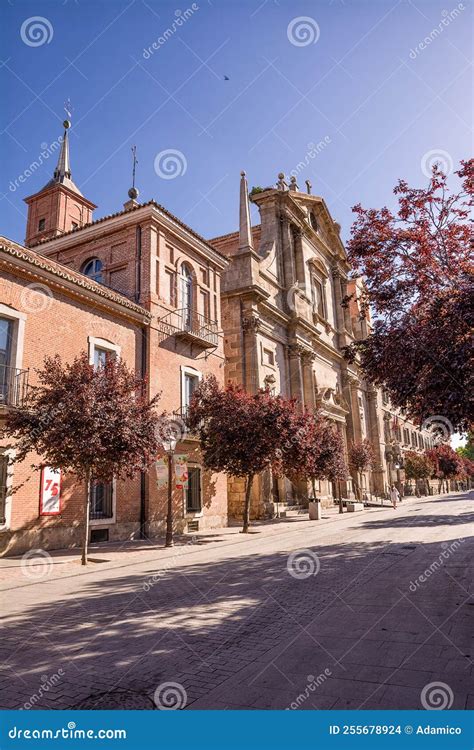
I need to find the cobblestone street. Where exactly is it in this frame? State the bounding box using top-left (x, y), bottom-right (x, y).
top-left (1, 492), bottom-right (472, 711)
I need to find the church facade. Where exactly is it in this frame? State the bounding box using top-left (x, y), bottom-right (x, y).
top-left (211, 172), bottom-right (435, 516)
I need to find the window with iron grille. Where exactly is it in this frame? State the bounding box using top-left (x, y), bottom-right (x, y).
top-left (89, 481), bottom-right (113, 520)
top-left (0, 454), bottom-right (8, 524)
top-left (186, 467), bottom-right (201, 513)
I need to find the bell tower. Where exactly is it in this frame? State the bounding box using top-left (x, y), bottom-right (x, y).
top-left (24, 112), bottom-right (96, 247)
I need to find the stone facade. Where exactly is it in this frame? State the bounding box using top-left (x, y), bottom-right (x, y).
top-left (211, 173), bottom-right (434, 518)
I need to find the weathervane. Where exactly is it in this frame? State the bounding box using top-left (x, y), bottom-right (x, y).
top-left (128, 145), bottom-right (139, 201)
top-left (63, 98), bottom-right (72, 129)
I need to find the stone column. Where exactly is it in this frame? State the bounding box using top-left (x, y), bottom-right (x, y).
top-left (287, 344), bottom-right (305, 407)
top-left (301, 350), bottom-right (316, 409)
top-left (241, 310), bottom-right (261, 395)
top-left (366, 387), bottom-right (385, 495)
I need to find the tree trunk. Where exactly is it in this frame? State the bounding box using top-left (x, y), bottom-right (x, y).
top-left (242, 474), bottom-right (254, 533)
top-left (81, 470), bottom-right (91, 566)
top-left (311, 477), bottom-right (317, 501)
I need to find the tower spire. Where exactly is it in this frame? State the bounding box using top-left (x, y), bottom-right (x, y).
top-left (239, 170), bottom-right (253, 252)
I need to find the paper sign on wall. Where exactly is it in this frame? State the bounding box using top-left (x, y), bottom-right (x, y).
top-left (39, 467), bottom-right (61, 515)
top-left (174, 456), bottom-right (188, 489)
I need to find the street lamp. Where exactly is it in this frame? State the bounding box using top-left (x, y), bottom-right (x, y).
top-left (162, 435), bottom-right (177, 548)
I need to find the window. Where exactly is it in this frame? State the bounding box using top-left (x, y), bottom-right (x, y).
top-left (200, 290), bottom-right (210, 321)
top-left (262, 347), bottom-right (275, 366)
top-left (93, 346), bottom-right (115, 369)
top-left (71, 222), bottom-right (79, 230)
top-left (82, 258), bottom-right (104, 284)
top-left (309, 211), bottom-right (318, 232)
top-left (179, 264), bottom-right (193, 327)
top-left (183, 371), bottom-right (199, 416)
top-left (311, 276), bottom-right (326, 318)
top-left (89, 481), bottom-right (113, 520)
top-left (186, 467), bottom-right (201, 512)
top-left (0, 317), bottom-right (13, 404)
top-left (164, 270), bottom-right (176, 306)
top-left (0, 453), bottom-right (8, 524)
top-left (88, 337), bottom-right (120, 369)
top-left (38, 218), bottom-right (46, 231)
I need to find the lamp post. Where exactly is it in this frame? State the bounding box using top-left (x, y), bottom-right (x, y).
top-left (162, 435), bottom-right (177, 547)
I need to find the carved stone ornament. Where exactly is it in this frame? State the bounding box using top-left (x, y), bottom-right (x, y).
top-left (241, 312), bottom-right (261, 332)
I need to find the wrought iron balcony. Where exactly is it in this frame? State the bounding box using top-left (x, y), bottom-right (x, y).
top-left (0, 365), bottom-right (29, 408)
top-left (171, 406), bottom-right (200, 440)
top-left (157, 308), bottom-right (219, 349)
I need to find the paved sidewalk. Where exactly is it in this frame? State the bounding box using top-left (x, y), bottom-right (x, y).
top-left (0, 491), bottom-right (472, 711)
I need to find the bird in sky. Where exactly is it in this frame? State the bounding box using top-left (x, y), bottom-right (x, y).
top-left (224, 75), bottom-right (230, 81)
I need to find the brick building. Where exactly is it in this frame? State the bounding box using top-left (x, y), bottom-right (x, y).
top-left (0, 121), bottom-right (228, 555)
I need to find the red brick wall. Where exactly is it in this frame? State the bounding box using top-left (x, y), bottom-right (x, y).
top-left (0, 268), bottom-right (142, 554)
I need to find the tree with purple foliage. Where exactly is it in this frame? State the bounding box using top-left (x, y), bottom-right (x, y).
top-left (4, 353), bottom-right (167, 564)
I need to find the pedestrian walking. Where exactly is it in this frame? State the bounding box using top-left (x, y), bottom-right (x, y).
top-left (390, 484), bottom-right (400, 509)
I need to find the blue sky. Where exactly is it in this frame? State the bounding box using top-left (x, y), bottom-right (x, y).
top-left (1, 0), bottom-right (472, 246)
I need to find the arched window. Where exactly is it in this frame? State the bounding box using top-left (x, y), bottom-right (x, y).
top-left (179, 263), bottom-right (193, 327)
top-left (82, 258), bottom-right (103, 284)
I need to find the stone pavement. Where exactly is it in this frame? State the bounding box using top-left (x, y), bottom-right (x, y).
top-left (0, 491), bottom-right (472, 711)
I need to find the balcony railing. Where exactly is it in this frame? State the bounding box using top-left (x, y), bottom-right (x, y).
top-left (157, 308), bottom-right (219, 349)
top-left (0, 365), bottom-right (29, 408)
top-left (171, 406), bottom-right (199, 440)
